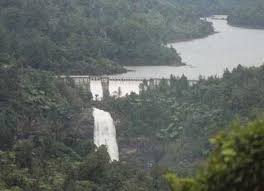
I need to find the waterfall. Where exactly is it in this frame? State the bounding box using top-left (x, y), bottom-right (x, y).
top-left (93, 108), bottom-right (119, 161)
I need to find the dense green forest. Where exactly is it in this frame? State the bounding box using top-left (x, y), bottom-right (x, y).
top-left (1, 0), bottom-right (263, 75)
top-left (172, 0), bottom-right (264, 28)
top-left (0, 62), bottom-right (171, 190)
top-left (227, 3), bottom-right (264, 28)
top-left (1, 62), bottom-right (263, 190)
top-left (0, 0), bottom-right (214, 75)
top-left (1, 0), bottom-right (264, 190)
top-left (226, 0), bottom-right (264, 28)
top-left (109, 65), bottom-right (264, 174)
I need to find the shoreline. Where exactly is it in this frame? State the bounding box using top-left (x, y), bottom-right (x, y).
top-left (227, 22), bottom-right (264, 30)
top-left (167, 31), bottom-right (217, 44)
top-left (115, 30), bottom-right (216, 75)
top-left (60, 16), bottom-right (221, 76)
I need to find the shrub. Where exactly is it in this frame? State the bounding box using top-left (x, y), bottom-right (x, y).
top-left (166, 120), bottom-right (264, 191)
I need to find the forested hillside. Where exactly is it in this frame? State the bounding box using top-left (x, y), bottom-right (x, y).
top-left (171, 0), bottom-right (264, 28)
top-left (1, 61), bottom-right (263, 190)
top-left (110, 65), bottom-right (264, 174)
top-left (227, 2), bottom-right (264, 28)
top-left (0, 62), bottom-right (170, 190)
top-left (0, 0), bottom-right (213, 75)
top-left (1, 0), bottom-right (262, 75)
top-left (1, 0), bottom-right (263, 190)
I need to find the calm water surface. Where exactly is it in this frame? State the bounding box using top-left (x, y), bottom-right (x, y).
top-left (111, 16), bottom-right (264, 80)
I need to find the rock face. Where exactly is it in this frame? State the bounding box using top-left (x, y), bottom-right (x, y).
top-left (93, 108), bottom-right (119, 161)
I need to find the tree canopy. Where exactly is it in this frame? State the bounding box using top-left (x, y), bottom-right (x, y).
top-left (166, 120), bottom-right (264, 191)
top-left (0, 0), bottom-right (215, 75)
top-left (109, 65), bottom-right (264, 173)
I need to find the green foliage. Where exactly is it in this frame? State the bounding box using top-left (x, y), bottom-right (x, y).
top-left (0, 0), bottom-right (262, 76)
top-left (110, 65), bottom-right (264, 173)
top-left (0, 151), bottom-right (35, 191)
top-left (14, 141), bottom-right (34, 169)
top-left (166, 120), bottom-right (264, 191)
top-left (0, 109), bottom-right (16, 150)
top-left (186, 0), bottom-right (264, 28)
top-left (197, 120), bottom-right (264, 191)
top-left (0, 0), bottom-right (215, 74)
top-left (0, 62), bottom-right (167, 191)
top-left (1, 2), bottom-right (264, 190)
top-left (165, 173), bottom-right (195, 191)
top-left (228, 3), bottom-right (264, 28)
top-left (78, 146), bottom-right (110, 182)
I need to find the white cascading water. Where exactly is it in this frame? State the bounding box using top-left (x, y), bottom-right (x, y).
top-left (89, 80), bottom-right (141, 100)
top-left (93, 108), bottom-right (119, 161)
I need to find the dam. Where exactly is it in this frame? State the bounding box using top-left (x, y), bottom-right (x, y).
top-left (60, 75), bottom-right (197, 100)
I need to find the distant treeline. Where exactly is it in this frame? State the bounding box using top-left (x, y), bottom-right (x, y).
top-left (227, 4), bottom-right (264, 28)
top-left (171, 0), bottom-right (264, 28)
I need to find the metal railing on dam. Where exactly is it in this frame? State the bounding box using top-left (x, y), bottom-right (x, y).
top-left (59, 75), bottom-right (198, 83)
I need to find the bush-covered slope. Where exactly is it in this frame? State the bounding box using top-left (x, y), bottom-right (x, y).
top-left (0, 61), bottom-right (169, 191)
top-left (166, 120), bottom-right (264, 191)
top-left (109, 65), bottom-right (264, 174)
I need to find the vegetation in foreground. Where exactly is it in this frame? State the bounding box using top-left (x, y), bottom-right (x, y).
top-left (166, 120), bottom-right (264, 191)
